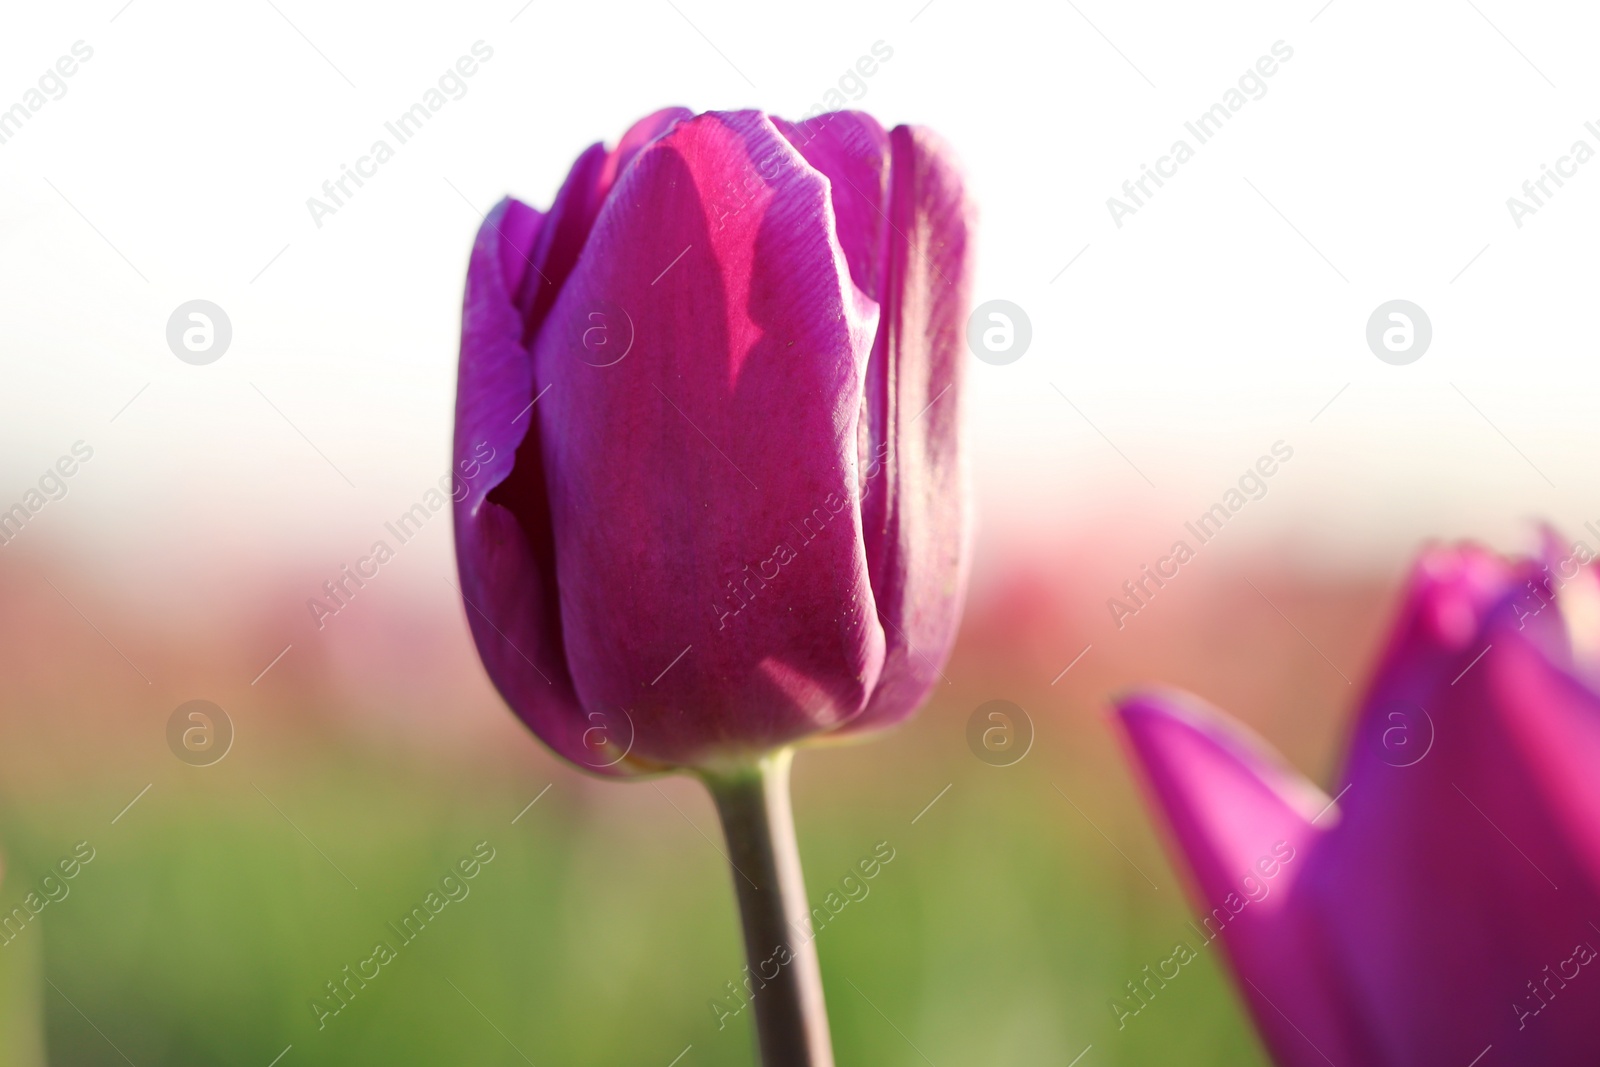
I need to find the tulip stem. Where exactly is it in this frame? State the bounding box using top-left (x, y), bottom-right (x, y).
top-left (701, 748), bottom-right (835, 1067)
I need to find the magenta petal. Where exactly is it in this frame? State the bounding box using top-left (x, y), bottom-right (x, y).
top-left (1309, 599), bottom-right (1600, 1061)
top-left (1117, 691), bottom-right (1364, 1067)
top-left (510, 143), bottom-right (609, 336)
top-left (454, 197), bottom-right (622, 772)
top-left (763, 115), bottom-right (978, 736)
top-left (835, 124), bottom-right (976, 736)
top-left (455, 108), bottom-right (974, 769)
top-left (529, 111), bottom-right (886, 766)
top-left (597, 106), bottom-right (694, 200)
top-left (770, 111), bottom-right (892, 302)
top-left (1119, 542), bottom-right (1600, 1066)
top-left (512, 109), bottom-right (694, 339)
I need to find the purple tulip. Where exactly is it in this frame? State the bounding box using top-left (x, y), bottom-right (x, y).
top-left (453, 108), bottom-right (973, 774)
top-left (453, 107), bottom-right (974, 1065)
top-left (1115, 540), bottom-right (1600, 1065)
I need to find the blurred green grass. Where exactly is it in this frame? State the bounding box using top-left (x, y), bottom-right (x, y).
top-left (0, 553), bottom-right (1393, 1065)
top-left (0, 710), bottom-right (1267, 1066)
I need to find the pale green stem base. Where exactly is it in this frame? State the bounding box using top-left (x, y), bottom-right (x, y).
top-left (700, 749), bottom-right (835, 1067)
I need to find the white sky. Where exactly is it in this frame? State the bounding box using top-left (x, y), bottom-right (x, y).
top-left (3, 0), bottom-right (1598, 604)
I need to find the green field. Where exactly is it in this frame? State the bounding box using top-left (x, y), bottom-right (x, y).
top-left (0, 695), bottom-right (1274, 1066)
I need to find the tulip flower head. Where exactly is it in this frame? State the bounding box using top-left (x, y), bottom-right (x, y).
top-left (454, 108), bottom-right (974, 774)
top-left (1116, 539), bottom-right (1600, 1065)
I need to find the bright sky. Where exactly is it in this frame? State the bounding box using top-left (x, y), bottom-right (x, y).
top-left (3, 0), bottom-right (1598, 601)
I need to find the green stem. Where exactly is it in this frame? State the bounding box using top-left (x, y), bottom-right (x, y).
top-left (701, 749), bottom-right (835, 1067)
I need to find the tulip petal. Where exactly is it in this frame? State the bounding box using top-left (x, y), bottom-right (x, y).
top-left (457, 195), bottom-right (622, 771)
top-left (529, 110), bottom-right (886, 766)
top-left (1308, 550), bottom-right (1600, 1063)
top-left (770, 111), bottom-right (892, 302)
top-left (837, 124), bottom-right (976, 735)
top-left (1116, 690), bottom-right (1369, 1067)
top-left (597, 106), bottom-right (695, 204)
top-left (456, 112), bottom-right (699, 774)
top-left (770, 114), bottom-right (977, 736)
top-left (513, 108), bottom-right (695, 335)
top-left (1121, 543), bottom-right (1600, 1066)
